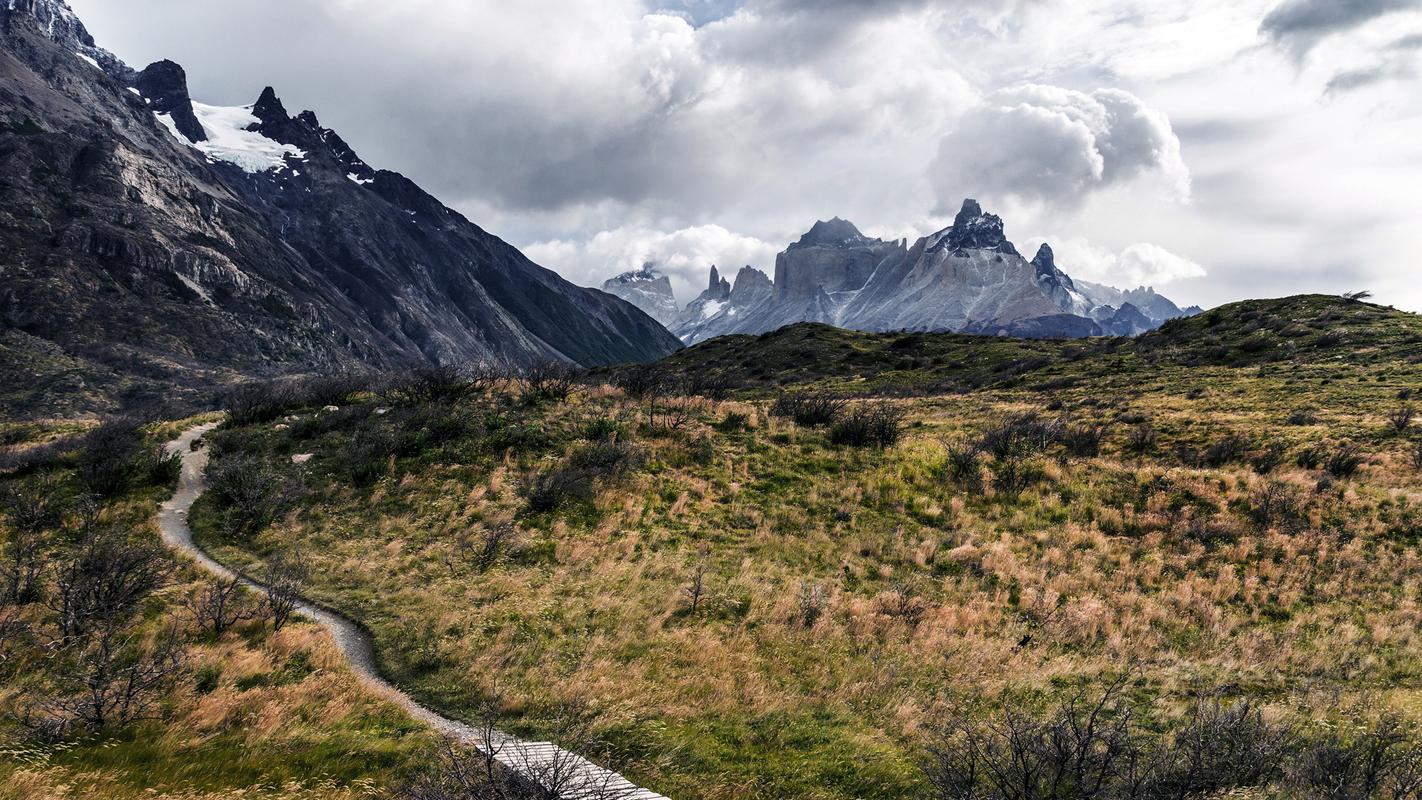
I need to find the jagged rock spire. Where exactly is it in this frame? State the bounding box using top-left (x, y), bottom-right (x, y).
top-left (944, 198), bottom-right (1018, 256)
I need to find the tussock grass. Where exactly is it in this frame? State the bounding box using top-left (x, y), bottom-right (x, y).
top-left (189, 298), bottom-right (1422, 799)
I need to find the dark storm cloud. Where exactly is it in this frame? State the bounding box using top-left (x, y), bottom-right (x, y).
top-left (1260, 0), bottom-right (1422, 55)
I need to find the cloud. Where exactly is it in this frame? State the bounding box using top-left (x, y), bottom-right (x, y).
top-left (524, 224), bottom-right (780, 303)
top-left (929, 85), bottom-right (1189, 212)
top-left (1260, 0), bottom-right (1422, 56)
top-left (1047, 239), bottom-right (1207, 287)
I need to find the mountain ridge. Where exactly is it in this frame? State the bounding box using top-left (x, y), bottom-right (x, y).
top-left (0, 0), bottom-right (681, 416)
top-left (666, 200), bottom-right (1196, 344)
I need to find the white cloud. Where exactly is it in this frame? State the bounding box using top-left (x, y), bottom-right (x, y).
top-left (930, 86), bottom-right (1189, 213)
top-left (66, 0), bottom-right (1422, 313)
top-left (1044, 238), bottom-right (1207, 288)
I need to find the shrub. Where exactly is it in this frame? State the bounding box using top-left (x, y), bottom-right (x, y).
top-left (581, 417), bottom-right (627, 442)
top-left (343, 428), bottom-right (398, 487)
top-left (829, 403), bottom-right (904, 448)
top-left (612, 365), bottom-right (668, 401)
top-left (1390, 404), bottom-right (1415, 433)
top-left (1296, 445), bottom-right (1325, 471)
top-left (1325, 444), bottom-right (1364, 478)
top-left (992, 457), bottom-right (1045, 496)
top-left (1286, 408), bottom-right (1318, 426)
top-left (1062, 423), bottom-right (1105, 459)
top-left (1202, 434), bottom-right (1249, 467)
top-left (1128, 423), bottom-right (1158, 454)
top-left (207, 455), bottom-right (292, 540)
top-left (686, 371), bottom-right (732, 401)
top-left (1250, 481), bottom-right (1306, 532)
top-left (770, 393), bottom-right (847, 428)
top-left (923, 681), bottom-right (1293, 800)
top-left (75, 420), bottom-right (179, 496)
top-left (223, 381), bottom-right (296, 427)
top-left (716, 411), bottom-right (750, 433)
top-left (945, 446), bottom-right (984, 493)
top-left (978, 414), bottom-right (1061, 461)
top-left (378, 365), bottom-right (478, 407)
top-left (525, 441), bottom-right (641, 514)
top-left (1251, 444), bottom-right (1288, 475)
top-left (519, 361), bottom-right (581, 405)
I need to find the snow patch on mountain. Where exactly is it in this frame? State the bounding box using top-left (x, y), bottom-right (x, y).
top-left (157, 103), bottom-right (307, 173)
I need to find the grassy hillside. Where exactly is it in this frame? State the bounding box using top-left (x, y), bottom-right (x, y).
top-left (175, 296), bottom-right (1422, 799)
top-left (641, 294), bottom-right (1422, 396)
top-left (0, 419), bottom-right (437, 799)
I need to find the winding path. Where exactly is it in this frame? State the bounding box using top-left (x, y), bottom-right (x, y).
top-left (159, 423), bottom-right (668, 800)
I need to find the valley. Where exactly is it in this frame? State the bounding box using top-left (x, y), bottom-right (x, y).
top-left (9, 295), bottom-right (1414, 798)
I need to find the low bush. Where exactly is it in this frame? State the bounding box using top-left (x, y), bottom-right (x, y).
top-left (525, 441), bottom-right (642, 514)
top-left (771, 393), bottom-right (848, 428)
top-left (1251, 443), bottom-right (1288, 475)
top-left (206, 455), bottom-right (294, 540)
top-left (1325, 444), bottom-right (1365, 478)
top-left (1128, 423), bottom-right (1158, 454)
top-left (75, 420), bottom-right (180, 496)
top-left (830, 403), bottom-right (904, 448)
top-left (945, 446), bottom-right (984, 493)
top-left (519, 361), bottom-right (581, 405)
top-left (978, 414), bottom-right (1061, 461)
top-left (378, 365), bottom-right (480, 407)
top-left (1061, 423), bottom-right (1105, 459)
top-left (1202, 434), bottom-right (1249, 467)
top-left (1390, 404), bottom-right (1415, 433)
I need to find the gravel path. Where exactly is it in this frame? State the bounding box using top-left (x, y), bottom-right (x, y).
top-left (158, 423), bottom-right (668, 800)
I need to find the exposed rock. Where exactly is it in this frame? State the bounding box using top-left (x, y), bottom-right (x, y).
top-left (601, 264), bottom-right (679, 326)
top-left (0, 0), bottom-right (681, 417)
top-left (668, 201), bottom-right (1197, 343)
top-left (135, 60), bottom-right (204, 143)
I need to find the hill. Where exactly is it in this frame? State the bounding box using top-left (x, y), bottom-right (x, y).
top-left (66, 293), bottom-right (1417, 800)
top-left (645, 295), bottom-right (1422, 395)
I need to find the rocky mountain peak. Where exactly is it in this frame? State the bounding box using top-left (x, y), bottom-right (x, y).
top-left (252, 87), bottom-right (290, 125)
top-left (3, 0), bottom-right (129, 77)
top-left (791, 217), bottom-right (870, 250)
top-left (135, 60), bottom-right (205, 143)
top-left (1031, 243), bottom-right (1058, 277)
top-left (942, 198), bottom-right (1018, 256)
top-left (707, 266), bottom-right (732, 300)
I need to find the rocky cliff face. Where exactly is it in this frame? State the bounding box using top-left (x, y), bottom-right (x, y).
top-left (0, 1), bottom-right (681, 415)
top-left (669, 200), bottom-right (1197, 343)
top-left (601, 264), bottom-right (679, 326)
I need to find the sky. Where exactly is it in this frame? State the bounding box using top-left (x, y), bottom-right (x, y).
top-left (68, 0), bottom-right (1422, 312)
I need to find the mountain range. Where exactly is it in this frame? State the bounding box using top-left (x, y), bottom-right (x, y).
top-left (0, 0), bottom-right (681, 414)
top-left (602, 202), bottom-right (1201, 345)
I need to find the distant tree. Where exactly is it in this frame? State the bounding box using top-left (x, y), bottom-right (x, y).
top-left (1341, 290), bottom-right (1373, 304)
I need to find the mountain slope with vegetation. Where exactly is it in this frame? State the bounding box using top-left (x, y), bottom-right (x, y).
top-left (128, 294), bottom-right (1422, 799)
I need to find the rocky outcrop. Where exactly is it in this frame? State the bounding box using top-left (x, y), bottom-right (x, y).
top-left (668, 199), bottom-right (1197, 344)
top-left (0, 0), bottom-right (681, 415)
top-left (135, 60), bottom-right (204, 143)
top-left (601, 264), bottom-right (679, 326)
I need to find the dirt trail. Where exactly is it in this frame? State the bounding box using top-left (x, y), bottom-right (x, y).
top-left (158, 422), bottom-right (667, 799)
